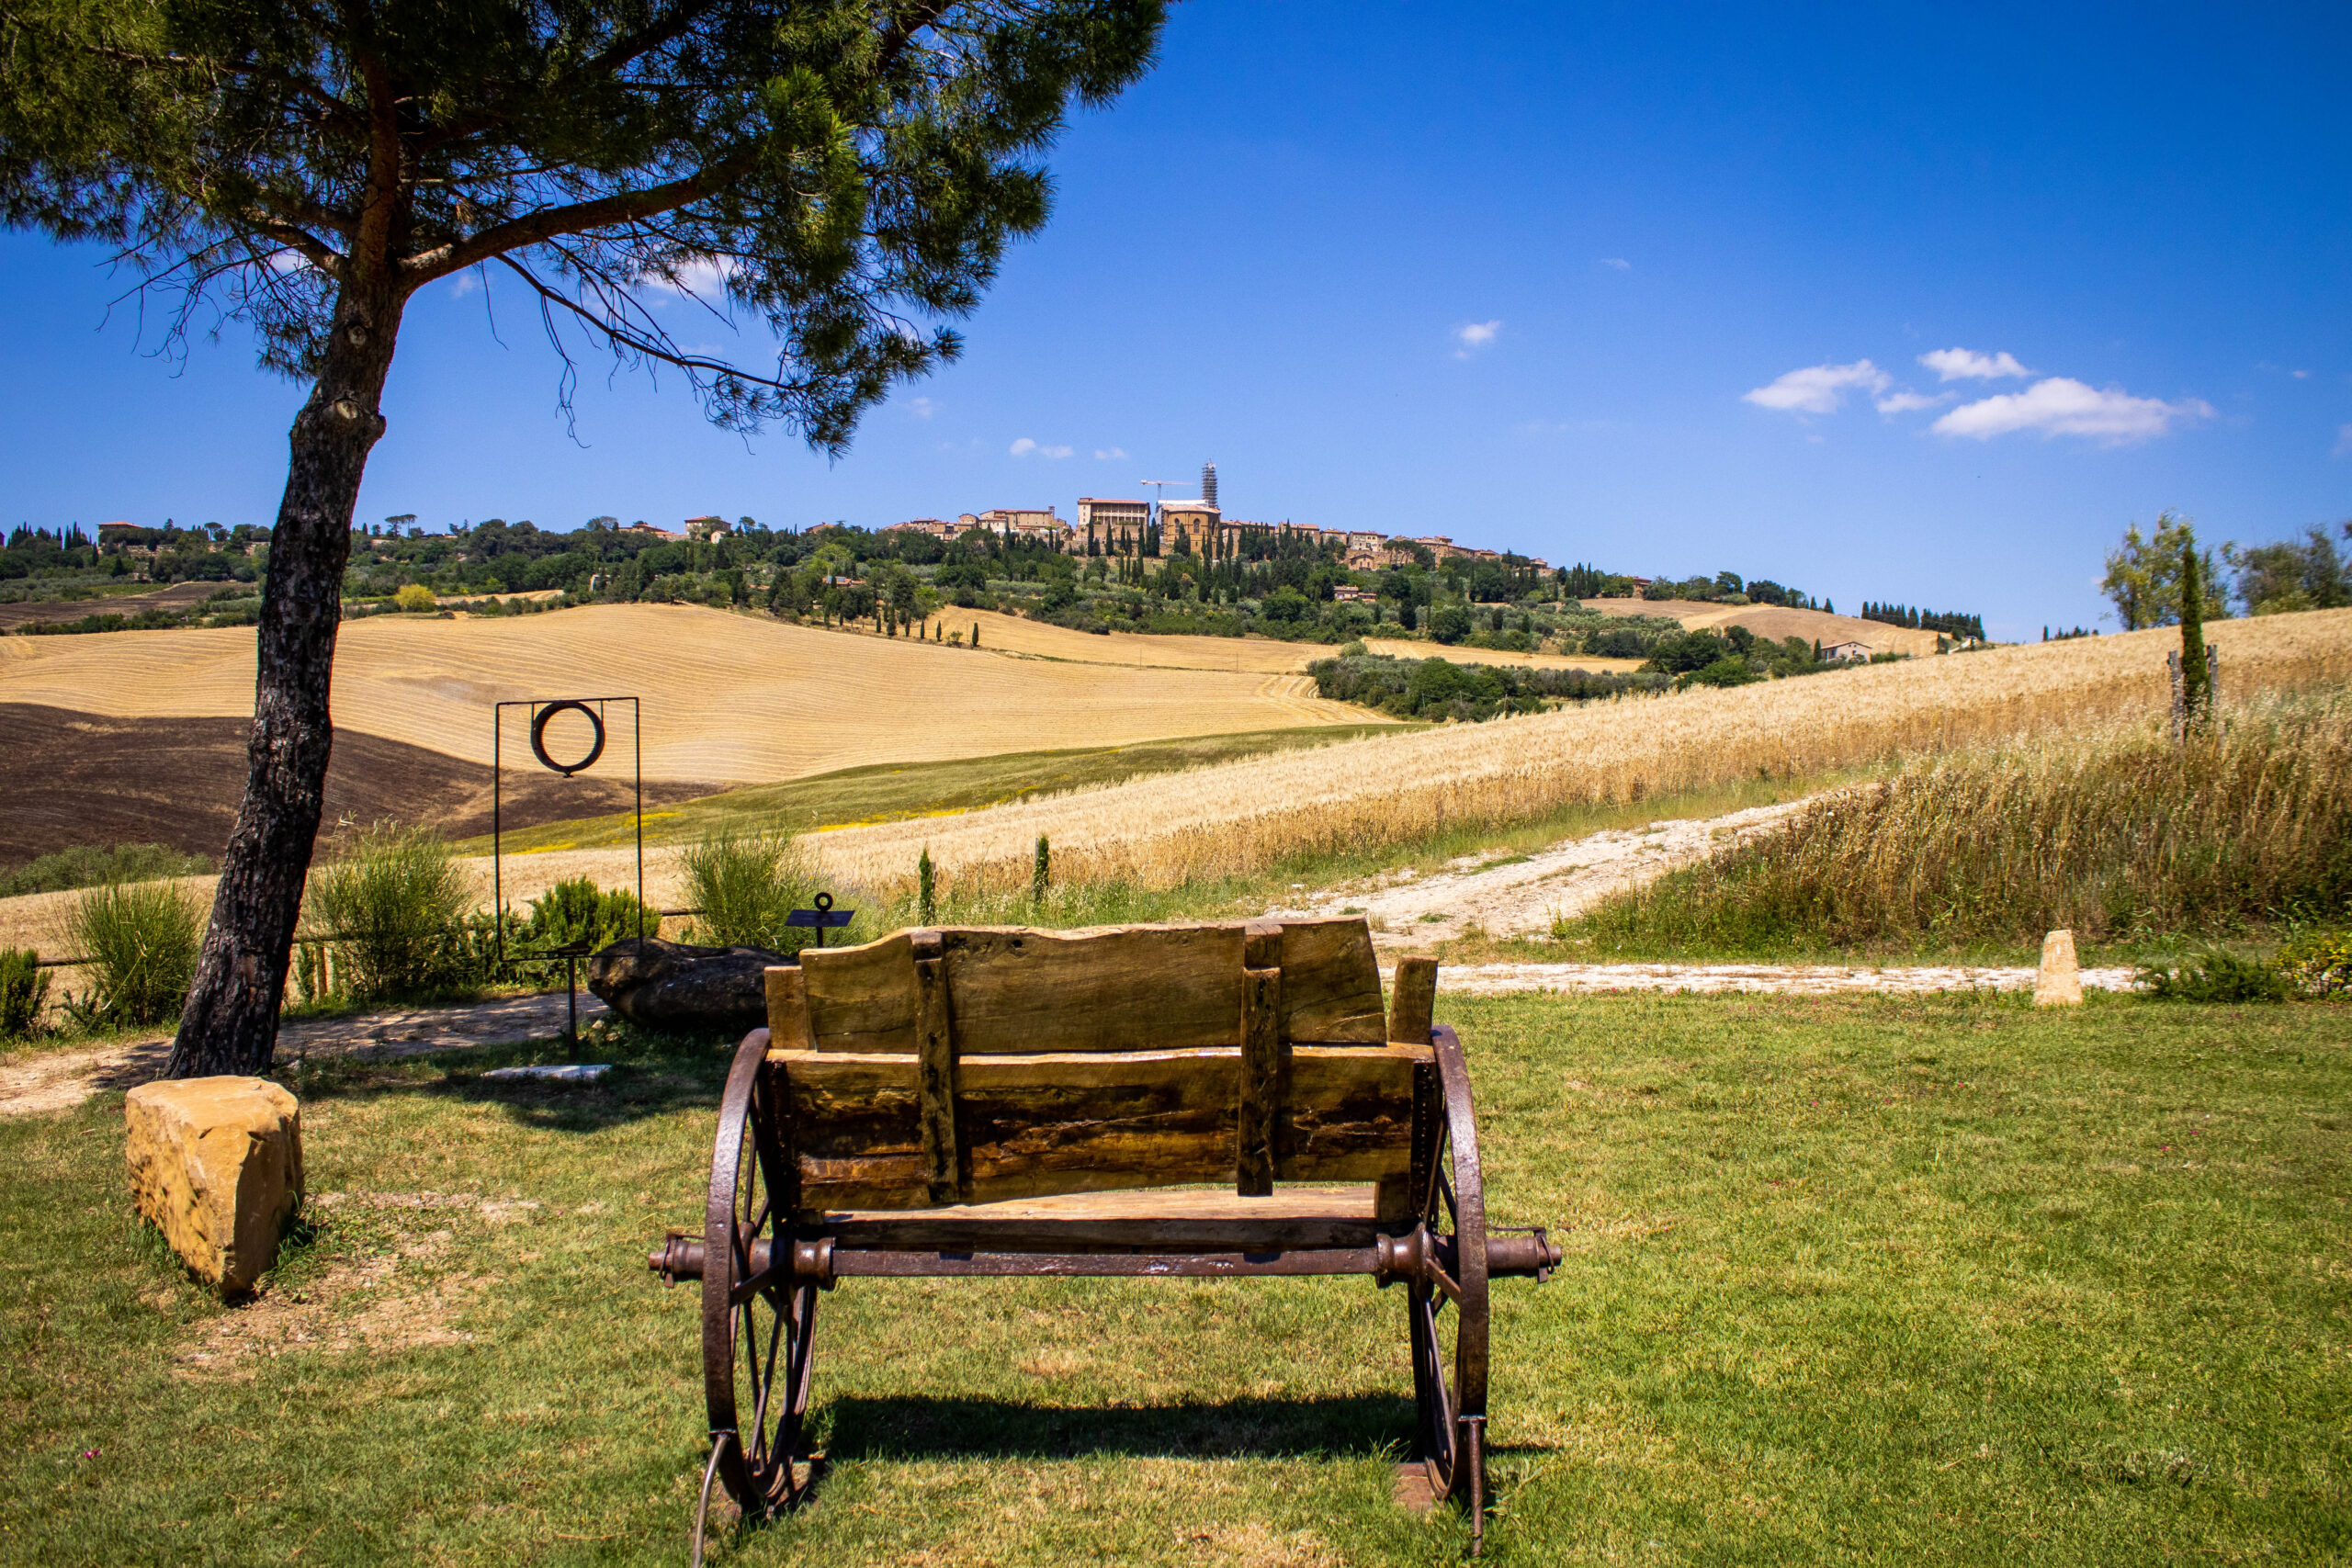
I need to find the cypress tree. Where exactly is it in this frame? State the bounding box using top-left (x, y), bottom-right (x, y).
top-left (2179, 533), bottom-right (2211, 731)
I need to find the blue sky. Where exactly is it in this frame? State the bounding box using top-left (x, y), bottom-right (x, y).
top-left (3, 2), bottom-right (2346, 637)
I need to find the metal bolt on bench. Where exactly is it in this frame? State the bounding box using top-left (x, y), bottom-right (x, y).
top-left (647, 917), bottom-right (1559, 1559)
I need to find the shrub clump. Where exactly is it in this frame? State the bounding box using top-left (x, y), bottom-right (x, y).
top-left (64, 880), bottom-right (202, 1027)
top-left (2274, 925), bottom-right (2352, 998)
top-left (678, 830), bottom-right (835, 953)
top-left (0, 842), bottom-right (211, 897)
top-left (305, 822), bottom-right (477, 1001)
top-left (517, 877), bottom-right (660, 958)
top-left (0, 948), bottom-right (51, 1038)
top-left (1308, 653), bottom-right (1661, 722)
top-left (2137, 950), bottom-right (2291, 1003)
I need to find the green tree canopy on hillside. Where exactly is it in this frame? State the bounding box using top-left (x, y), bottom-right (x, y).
top-left (2102, 511), bottom-right (2225, 631)
top-left (1, 0), bottom-right (1167, 1076)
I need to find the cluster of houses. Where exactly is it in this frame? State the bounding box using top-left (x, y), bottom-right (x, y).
top-left (879, 501), bottom-right (1549, 575)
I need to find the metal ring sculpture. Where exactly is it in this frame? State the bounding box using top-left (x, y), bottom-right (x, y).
top-left (1411, 1024), bottom-right (1491, 1531)
top-left (529, 699), bottom-right (607, 777)
top-left (701, 1031), bottom-right (820, 1529)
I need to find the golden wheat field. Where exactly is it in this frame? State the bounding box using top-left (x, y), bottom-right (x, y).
top-left (1355, 637), bottom-right (1644, 672)
top-left (933, 609), bottom-right (1639, 674)
top-left (802, 610), bottom-right (2352, 895)
top-left (1582, 596), bottom-right (1946, 656)
top-left (0, 603), bottom-right (1376, 782)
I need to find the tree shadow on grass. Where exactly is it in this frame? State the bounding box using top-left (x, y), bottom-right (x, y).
top-left (267, 1026), bottom-right (735, 1132)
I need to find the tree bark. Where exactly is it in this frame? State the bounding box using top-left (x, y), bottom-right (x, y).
top-left (165, 286), bottom-right (403, 1077)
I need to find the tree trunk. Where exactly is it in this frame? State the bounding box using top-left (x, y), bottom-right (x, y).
top-left (166, 288), bottom-right (403, 1077)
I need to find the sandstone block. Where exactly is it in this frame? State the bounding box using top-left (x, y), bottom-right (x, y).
top-left (125, 1077), bottom-right (303, 1292)
top-left (2034, 929), bottom-right (2083, 1008)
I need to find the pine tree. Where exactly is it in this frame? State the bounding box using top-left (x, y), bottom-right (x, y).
top-left (1, 0), bottom-right (1168, 1076)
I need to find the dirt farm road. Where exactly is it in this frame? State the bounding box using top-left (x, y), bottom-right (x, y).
top-left (1268, 795), bottom-right (1821, 946)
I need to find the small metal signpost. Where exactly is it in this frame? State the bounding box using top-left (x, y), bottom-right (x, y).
top-left (492, 696), bottom-right (644, 1055)
top-left (786, 891), bottom-right (855, 948)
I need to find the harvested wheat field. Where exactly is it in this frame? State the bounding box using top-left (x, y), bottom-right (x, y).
top-left (805, 610), bottom-right (2352, 895)
top-left (929, 609), bottom-right (1323, 672)
top-left (929, 610), bottom-right (1643, 674)
top-left (1356, 637), bottom-right (1644, 672)
top-left (1582, 596), bottom-right (1945, 656)
top-left (0, 603), bottom-right (1381, 784)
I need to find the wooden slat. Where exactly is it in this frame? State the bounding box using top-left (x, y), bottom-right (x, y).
top-left (1277, 918), bottom-right (1387, 1043)
top-left (798, 931), bottom-right (918, 1053)
top-left (911, 933), bottom-right (963, 1205)
top-left (1237, 963), bottom-right (1283, 1197)
top-left (935, 924), bottom-right (1244, 1053)
top-left (819, 1183), bottom-right (1385, 1252)
top-left (771, 1044), bottom-right (1428, 1211)
top-left (1388, 953), bottom-right (1437, 1045)
top-left (764, 965), bottom-right (813, 1051)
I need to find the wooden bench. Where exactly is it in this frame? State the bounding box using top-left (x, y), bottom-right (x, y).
top-left (648, 916), bottom-right (1558, 1555)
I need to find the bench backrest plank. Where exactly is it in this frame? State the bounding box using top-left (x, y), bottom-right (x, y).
top-left (770, 915), bottom-right (1422, 1213)
top-left (792, 918), bottom-right (1385, 1055)
top-left (776, 1043), bottom-right (1427, 1210)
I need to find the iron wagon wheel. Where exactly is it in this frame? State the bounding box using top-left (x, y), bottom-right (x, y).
top-left (1408, 1024), bottom-right (1491, 1531)
top-left (702, 1030), bottom-right (820, 1521)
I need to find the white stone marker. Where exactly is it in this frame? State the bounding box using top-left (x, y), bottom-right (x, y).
top-left (2034, 929), bottom-right (2084, 1008)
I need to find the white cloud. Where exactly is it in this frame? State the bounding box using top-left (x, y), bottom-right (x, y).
top-left (645, 254), bottom-right (735, 299)
top-left (2335, 423), bottom-right (2352, 457)
top-left (2292, 368), bottom-right (2312, 379)
top-left (1093, 446), bottom-right (1128, 460)
top-left (447, 268), bottom-right (481, 299)
top-left (1598, 257), bottom-right (1631, 271)
top-left (1009, 437), bottom-right (1072, 459)
top-left (907, 397), bottom-right (935, 419)
top-left (1453, 320), bottom-right (1501, 357)
top-left (1931, 378), bottom-right (2215, 443)
top-left (1743, 359), bottom-right (1890, 415)
top-left (1919, 346), bottom-right (2033, 381)
top-left (1874, 390), bottom-right (1949, 414)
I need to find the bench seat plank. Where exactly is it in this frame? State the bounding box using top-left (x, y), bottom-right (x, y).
top-left (817, 1183), bottom-right (1387, 1252)
top-left (772, 1044), bottom-right (1428, 1211)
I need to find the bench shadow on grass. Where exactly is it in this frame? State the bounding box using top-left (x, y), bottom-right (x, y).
top-left (818, 1393), bottom-right (1419, 1464)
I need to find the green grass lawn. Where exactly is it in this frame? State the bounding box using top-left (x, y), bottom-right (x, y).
top-left (2, 992), bottom-right (2346, 1564)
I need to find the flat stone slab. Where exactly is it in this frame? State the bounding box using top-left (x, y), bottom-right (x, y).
top-left (481, 1063), bottom-right (612, 1083)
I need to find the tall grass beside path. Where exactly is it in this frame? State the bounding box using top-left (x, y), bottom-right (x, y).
top-left (1577, 694), bottom-right (2352, 952)
top-left (805, 612), bottom-right (2352, 898)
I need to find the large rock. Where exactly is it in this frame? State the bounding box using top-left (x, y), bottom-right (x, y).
top-left (587, 938), bottom-right (790, 1035)
top-left (125, 1077), bottom-right (303, 1292)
